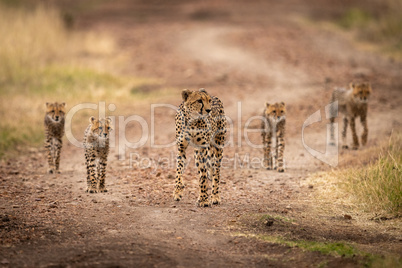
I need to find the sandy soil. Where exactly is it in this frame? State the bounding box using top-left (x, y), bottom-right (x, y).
top-left (1, 0), bottom-right (401, 267)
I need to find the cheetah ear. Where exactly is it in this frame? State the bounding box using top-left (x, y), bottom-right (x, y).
top-left (367, 82), bottom-right (372, 93)
top-left (280, 102), bottom-right (285, 106)
top-left (46, 102), bottom-right (50, 107)
top-left (265, 102), bottom-right (270, 107)
top-left (199, 88), bottom-right (207, 93)
top-left (349, 82), bottom-right (355, 89)
top-left (89, 116), bottom-right (96, 124)
top-left (182, 89), bottom-right (192, 101)
top-left (60, 102), bottom-right (66, 108)
top-left (106, 117), bottom-right (113, 130)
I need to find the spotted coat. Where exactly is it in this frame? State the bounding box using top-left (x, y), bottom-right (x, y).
top-left (261, 102), bottom-right (286, 172)
top-left (329, 82), bottom-right (372, 149)
top-left (83, 117), bottom-right (112, 193)
top-left (44, 102), bottom-right (65, 174)
top-left (174, 88), bottom-right (226, 207)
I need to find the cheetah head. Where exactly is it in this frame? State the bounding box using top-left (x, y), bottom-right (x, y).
top-left (264, 102), bottom-right (286, 123)
top-left (89, 117), bottom-right (113, 140)
top-left (182, 88), bottom-right (212, 118)
top-left (351, 82), bottom-right (372, 104)
top-left (46, 102), bottom-right (65, 123)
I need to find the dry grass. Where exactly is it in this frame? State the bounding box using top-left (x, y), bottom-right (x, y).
top-left (341, 135), bottom-right (402, 215)
top-left (0, 4), bottom-right (74, 83)
top-left (0, 3), bottom-right (166, 158)
top-left (305, 132), bottom-right (402, 218)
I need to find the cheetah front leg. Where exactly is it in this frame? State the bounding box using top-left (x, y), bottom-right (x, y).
top-left (195, 147), bottom-right (210, 207)
top-left (85, 151), bottom-right (97, 193)
top-left (211, 146), bottom-right (223, 205)
top-left (98, 157), bottom-right (108, 193)
top-left (276, 130), bottom-right (285, 172)
top-left (263, 131), bottom-right (273, 170)
top-left (350, 117), bottom-right (359, 150)
top-left (54, 138), bottom-right (62, 174)
top-left (342, 116), bottom-right (349, 149)
top-left (45, 133), bottom-right (55, 174)
top-left (361, 115), bottom-right (368, 146)
top-left (328, 101), bottom-right (338, 146)
top-left (173, 141), bottom-right (188, 201)
top-left (329, 117), bottom-right (336, 146)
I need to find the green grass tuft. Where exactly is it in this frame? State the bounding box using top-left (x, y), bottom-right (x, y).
top-left (257, 235), bottom-right (357, 257)
top-left (235, 232), bottom-right (401, 267)
top-left (295, 240), bottom-right (356, 257)
top-left (338, 8), bottom-right (372, 29)
top-left (0, 66), bottom-right (124, 96)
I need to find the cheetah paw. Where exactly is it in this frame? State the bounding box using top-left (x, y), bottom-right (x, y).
top-left (197, 198), bottom-right (210, 207)
top-left (47, 169), bottom-right (54, 174)
top-left (211, 195), bottom-right (221, 205)
top-left (99, 188), bottom-right (108, 193)
top-left (342, 145), bottom-right (349, 149)
top-left (173, 191), bottom-right (182, 201)
top-left (277, 167), bottom-right (285, 173)
top-left (86, 188), bottom-right (98, 193)
top-left (263, 161), bottom-right (272, 170)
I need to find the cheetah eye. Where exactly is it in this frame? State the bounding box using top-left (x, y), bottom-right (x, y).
top-left (107, 127), bottom-right (111, 130)
top-left (99, 127), bottom-right (103, 130)
top-left (197, 99), bottom-right (203, 104)
top-left (273, 111), bottom-right (276, 114)
top-left (51, 110), bottom-right (55, 113)
top-left (209, 99), bottom-right (212, 103)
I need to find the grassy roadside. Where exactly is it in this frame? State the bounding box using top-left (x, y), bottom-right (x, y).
top-left (339, 134), bottom-right (402, 215)
top-left (234, 134), bottom-right (401, 267)
top-left (235, 212), bottom-right (402, 267)
top-left (298, 133), bottom-right (401, 266)
top-left (234, 231), bottom-right (401, 268)
top-left (0, 3), bottom-right (167, 159)
top-left (307, 133), bottom-right (401, 217)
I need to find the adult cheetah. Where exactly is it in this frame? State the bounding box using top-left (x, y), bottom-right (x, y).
top-left (173, 88), bottom-right (227, 207)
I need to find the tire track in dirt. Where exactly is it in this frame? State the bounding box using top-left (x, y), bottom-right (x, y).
top-left (179, 26), bottom-right (310, 103)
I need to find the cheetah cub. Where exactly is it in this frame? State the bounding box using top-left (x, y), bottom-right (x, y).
top-left (44, 102), bottom-right (66, 174)
top-left (83, 117), bottom-right (112, 193)
top-left (261, 102), bottom-right (286, 172)
top-left (329, 82), bottom-right (372, 150)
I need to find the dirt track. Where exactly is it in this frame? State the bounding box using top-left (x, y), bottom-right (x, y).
top-left (1, 0), bottom-right (402, 267)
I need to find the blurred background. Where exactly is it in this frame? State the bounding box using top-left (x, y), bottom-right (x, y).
top-left (1, 1), bottom-right (401, 265)
top-left (0, 0), bottom-right (401, 158)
